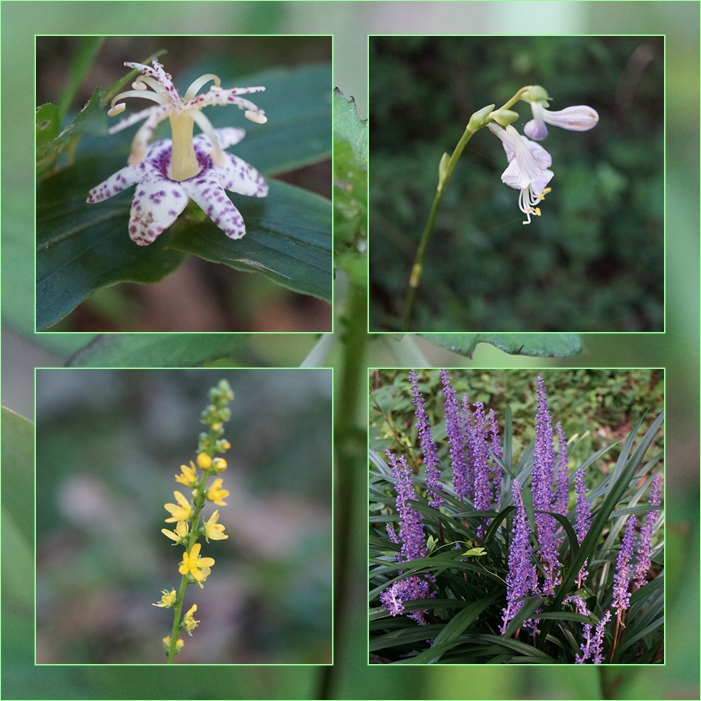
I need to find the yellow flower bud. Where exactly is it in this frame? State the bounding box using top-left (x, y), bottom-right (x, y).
top-left (197, 453), bottom-right (212, 469)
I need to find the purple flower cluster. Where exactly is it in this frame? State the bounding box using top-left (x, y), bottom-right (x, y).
top-left (381, 450), bottom-right (433, 624)
top-left (564, 595), bottom-right (612, 664)
top-left (410, 370), bottom-right (444, 509)
top-left (612, 515), bottom-right (638, 624)
top-left (501, 480), bottom-right (538, 635)
top-left (489, 409), bottom-right (503, 508)
top-left (590, 609), bottom-right (612, 664)
top-left (555, 422), bottom-right (570, 517)
top-left (574, 466), bottom-right (592, 587)
top-left (440, 370), bottom-right (469, 500)
top-left (531, 377), bottom-right (562, 594)
top-left (470, 402), bottom-right (493, 536)
top-left (633, 474), bottom-right (663, 590)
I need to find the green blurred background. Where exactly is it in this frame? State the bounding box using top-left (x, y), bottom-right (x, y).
top-left (2, 1), bottom-right (699, 700)
top-left (35, 369), bottom-right (332, 664)
top-left (369, 35), bottom-right (663, 332)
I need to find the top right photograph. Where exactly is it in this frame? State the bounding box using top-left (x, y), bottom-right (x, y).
top-left (368, 35), bottom-right (664, 333)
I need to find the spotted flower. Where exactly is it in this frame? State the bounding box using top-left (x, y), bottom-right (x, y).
top-left (487, 122), bottom-right (554, 224)
top-left (179, 543), bottom-right (215, 588)
top-left (87, 58), bottom-right (268, 245)
top-left (164, 490), bottom-right (193, 524)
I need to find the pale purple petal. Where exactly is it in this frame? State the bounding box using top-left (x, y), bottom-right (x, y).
top-left (181, 168), bottom-right (247, 239)
top-left (215, 153), bottom-right (269, 197)
top-left (543, 105), bottom-right (599, 132)
top-left (128, 168), bottom-right (188, 246)
top-left (524, 100), bottom-right (548, 140)
top-left (87, 164), bottom-right (143, 203)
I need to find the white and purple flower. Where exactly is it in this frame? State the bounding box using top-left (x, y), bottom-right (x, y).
top-left (87, 58), bottom-right (268, 246)
top-left (487, 122), bottom-right (554, 225)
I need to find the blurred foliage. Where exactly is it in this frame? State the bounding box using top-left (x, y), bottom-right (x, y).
top-left (369, 36), bottom-right (664, 332)
top-left (34, 369), bottom-right (332, 664)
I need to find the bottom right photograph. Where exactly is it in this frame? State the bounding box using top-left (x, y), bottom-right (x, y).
top-left (369, 368), bottom-right (664, 665)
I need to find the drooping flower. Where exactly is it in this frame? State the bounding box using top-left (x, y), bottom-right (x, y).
top-left (164, 490), bottom-right (193, 524)
top-left (522, 86), bottom-right (599, 141)
top-left (409, 370), bottom-right (444, 509)
top-left (203, 509), bottom-right (229, 542)
top-left (612, 516), bottom-right (638, 625)
top-left (174, 461), bottom-right (198, 488)
top-left (501, 480), bottom-right (538, 635)
top-left (205, 478), bottom-right (229, 506)
top-left (161, 519), bottom-right (190, 544)
top-left (87, 58), bottom-right (268, 245)
top-left (179, 543), bottom-right (215, 588)
top-left (440, 371), bottom-right (468, 500)
top-left (633, 474), bottom-right (663, 590)
top-left (182, 604), bottom-right (199, 635)
top-left (153, 589), bottom-right (177, 608)
top-left (486, 122), bottom-right (554, 225)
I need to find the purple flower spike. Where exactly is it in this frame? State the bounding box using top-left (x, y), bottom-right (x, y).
top-left (633, 474), bottom-right (663, 590)
top-left (489, 409), bottom-right (503, 507)
top-left (409, 371), bottom-right (444, 509)
top-left (574, 466), bottom-right (592, 587)
top-left (612, 516), bottom-right (638, 624)
top-left (591, 609), bottom-right (612, 664)
top-left (385, 451), bottom-right (428, 563)
top-left (531, 377), bottom-right (561, 594)
top-left (440, 371), bottom-right (469, 500)
top-left (460, 394), bottom-right (474, 500)
top-left (564, 595), bottom-right (593, 663)
top-left (470, 402), bottom-right (492, 536)
top-left (501, 480), bottom-right (538, 635)
top-left (555, 422), bottom-right (570, 516)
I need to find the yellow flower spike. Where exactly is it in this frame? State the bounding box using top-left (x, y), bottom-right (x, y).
top-left (179, 543), bottom-right (215, 588)
top-left (162, 636), bottom-right (184, 654)
top-left (161, 520), bottom-right (189, 544)
top-left (183, 604), bottom-right (199, 635)
top-left (164, 491), bottom-right (193, 523)
top-left (204, 510), bottom-right (229, 542)
top-left (212, 457), bottom-right (227, 474)
top-left (206, 478), bottom-right (229, 506)
top-left (197, 453), bottom-right (212, 470)
top-left (153, 589), bottom-right (177, 608)
top-left (174, 462), bottom-right (198, 487)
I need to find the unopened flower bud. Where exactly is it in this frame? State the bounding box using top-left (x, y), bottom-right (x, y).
top-left (467, 104), bottom-right (496, 132)
top-left (489, 109), bottom-right (519, 127)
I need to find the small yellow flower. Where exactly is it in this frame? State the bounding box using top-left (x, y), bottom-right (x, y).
top-left (204, 510), bottom-right (229, 542)
top-left (212, 422), bottom-right (222, 431)
top-left (218, 439), bottom-right (231, 451)
top-left (183, 604), bottom-right (199, 635)
top-left (179, 543), bottom-right (215, 588)
top-left (206, 478), bottom-right (229, 506)
top-left (153, 589), bottom-right (177, 608)
top-left (163, 636), bottom-right (184, 654)
top-left (212, 457), bottom-right (227, 474)
top-left (164, 491), bottom-right (193, 523)
top-left (161, 520), bottom-right (189, 544)
top-left (197, 453), bottom-right (212, 469)
top-left (175, 461), bottom-right (198, 487)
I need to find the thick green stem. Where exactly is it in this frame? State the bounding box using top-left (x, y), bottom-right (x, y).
top-left (317, 280), bottom-right (367, 699)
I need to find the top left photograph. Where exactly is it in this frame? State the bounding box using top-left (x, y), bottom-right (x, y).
top-left (36, 35), bottom-right (333, 333)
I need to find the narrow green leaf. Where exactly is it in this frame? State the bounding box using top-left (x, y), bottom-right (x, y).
top-left (419, 333), bottom-right (584, 358)
top-left (58, 37), bottom-right (106, 119)
top-left (66, 334), bottom-right (250, 367)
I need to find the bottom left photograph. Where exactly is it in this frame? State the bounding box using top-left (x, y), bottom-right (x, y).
top-left (35, 368), bottom-right (333, 665)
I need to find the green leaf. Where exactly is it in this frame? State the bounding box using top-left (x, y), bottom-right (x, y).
top-left (419, 333), bottom-right (584, 358)
top-left (36, 103), bottom-right (61, 147)
top-left (334, 89), bottom-right (367, 286)
top-left (168, 180), bottom-right (332, 301)
top-left (66, 334), bottom-right (250, 367)
top-left (58, 37), bottom-right (106, 119)
top-left (36, 87), bottom-right (108, 177)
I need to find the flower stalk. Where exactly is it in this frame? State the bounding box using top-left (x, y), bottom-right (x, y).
top-left (154, 379), bottom-right (234, 664)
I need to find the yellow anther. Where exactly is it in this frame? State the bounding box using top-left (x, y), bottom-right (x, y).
top-left (535, 207), bottom-right (542, 216)
top-left (107, 103), bottom-right (126, 117)
top-left (245, 110), bottom-right (267, 124)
